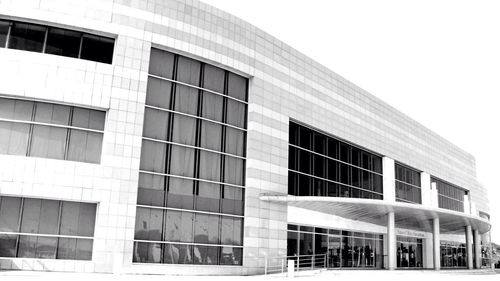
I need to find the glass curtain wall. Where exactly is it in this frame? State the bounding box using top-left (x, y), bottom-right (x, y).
top-left (288, 121), bottom-right (383, 199)
top-left (440, 241), bottom-right (467, 268)
top-left (396, 236), bottom-right (423, 268)
top-left (0, 196), bottom-right (97, 260)
top-left (133, 48), bottom-right (247, 266)
top-left (0, 19), bottom-right (114, 64)
top-left (287, 224), bottom-right (384, 269)
top-left (395, 163), bottom-right (421, 204)
top-left (431, 177), bottom-right (466, 212)
top-left (0, 98), bottom-right (105, 164)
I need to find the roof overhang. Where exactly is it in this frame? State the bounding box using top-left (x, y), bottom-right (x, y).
top-left (260, 195), bottom-right (491, 235)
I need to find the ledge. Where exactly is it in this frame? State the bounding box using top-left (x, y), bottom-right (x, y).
top-left (259, 195), bottom-right (491, 234)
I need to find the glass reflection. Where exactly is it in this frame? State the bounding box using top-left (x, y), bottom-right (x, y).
top-left (288, 225), bottom-right (383, 269)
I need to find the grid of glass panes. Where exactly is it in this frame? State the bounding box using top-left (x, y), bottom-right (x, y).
top-left (133, 48), bottom-right (247, 266)
top-left (287, 224), bottom-right (384, 268)
top-left (431, 177), bottom-right (466, 212)
top-left (288, 122), bottom-right (383, 199)
top-left (0, 98), bottom-right (105, 164)
top-left (440, 241), bottom-right (467, 268)
top-left (0, 19), bottom-right (114, 64)
top-left (0, 196), bottom-right (96, 260)
top-left (395, 163), bottom-right (421, 204)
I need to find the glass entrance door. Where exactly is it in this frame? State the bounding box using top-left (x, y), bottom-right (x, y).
top-left (396, 236), bottom-right (423, 269)
top-left (328, 236), bottom-right (341, 268)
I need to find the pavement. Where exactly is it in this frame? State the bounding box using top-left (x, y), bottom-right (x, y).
top-left (1, 269), bottom-right (499, 281)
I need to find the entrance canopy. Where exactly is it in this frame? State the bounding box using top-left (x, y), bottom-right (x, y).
top-left (260, 195), bottom-right (491, 234)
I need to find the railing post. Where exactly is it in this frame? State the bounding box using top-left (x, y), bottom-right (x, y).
top-left (288, 260), bottom-right (295, 278)
top-left (264, 256), bottom-right (268, 275)
top-left (281, 258), bottom-right (285, 273)
top-left (324, 254), bottom-right (327, 269)
top-left (312, 255), bottom-right (314, 269)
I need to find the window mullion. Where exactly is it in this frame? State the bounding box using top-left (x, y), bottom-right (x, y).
top-left (63, 108), bottom-right (74, 160)
top-left (54, 201), bottom-right (63, 258)
top-left (25, 102), bottom-right (37, 157)
top-left (5, 22), bottom-right (11, 48)
top-left (41, 27), bottom-right (48, 53)
top-left (14, 197), bottom-right (25, 258)
top-left (78, 34), bottom-right (83, 59)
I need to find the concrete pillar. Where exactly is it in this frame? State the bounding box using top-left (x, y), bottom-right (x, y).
top-left (387, 211), bottom-right (396, 270)
top-left (433, 217), bottom-right (440, 270)
top-left (423, 237), bottom-right (434, 269)
top-left (420, 172), bottom-right (431, 207)
top-left (474, 230), bottom-right (481, 268)
top-left (466, 225), bottom-right (473, 269)
top-left (383, 157), bottom-right (395, 202)
top-left (430, 182), bottom-right (439, 208)
top-left (463, 194), bottom-right (471, 215)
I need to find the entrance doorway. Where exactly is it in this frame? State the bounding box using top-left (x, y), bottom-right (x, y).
top-left (396, 236), bottom-right (423, 268)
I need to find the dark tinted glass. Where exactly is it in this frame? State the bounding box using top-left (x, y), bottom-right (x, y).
top-left (226, 99), bottom-right (246, 128)
top-left (167, 177), bottom-right (194, 210)
top-left (57, 238), bottom-right (93, 260)
top-left (220, 247), bottom-right (242, 265)
top-left (196, 182), bottom-right (220, 213)
top-left (164, 210), bottom-right (193, 242)
top-left (289, 122), bottom-right (383, 200)
top-left (146, 77), bottom-right (172, 109)
top-left (0, 98), bottom-right (34, 121)
top-left (18, 235), bottom-right (58, 259)
top-left (20, 198), bottom-right (59, 235)
top-left (176, 56), bottom-right (201, 85)
top-left (45, 28), bottom-right (81, 57)
top-left (139, 140), bottom-right (167, 173)
top-left (193, 245), bottom-right (219, 265)
top-left (203, 64), bottom-right (225, 93)
top-left (134, 207), bottom-right (163, 241)
top-left (221, 217), bottom-right (242, 246)
top-left (0, 197), bottom-right (22, 232)
top-left (199, 150), bottom-right (221, 182)
top-left (80, 34), bottom-right (114, 64)
top-left (200, 121), bottom-right (222, 151)
top-left (34, 103), bottom-right (70, 125)
top-left (169, 145), bottom-right (195, 177)
top-left (225, 126), bottom-right (245, 157)
top-left (137, 173), bottom-right (166, 206)
top-left (143, 108), bottom-right (169, 141)
top-left (224, 156), bottom-right (244, 186)
top-left (0, 121), bottom-right (30, 156)
top-left (60, 202), bottom-right (96, 237)
top-left (194, 213), bottom-right (219, 244)
top-left (227, 73), bottom-right (247, 101)
top-left (133, 242), bottom-right (162, 263)
top-left (164, 243), bottom-right (193, 264)
top-left (0, 21), bottom-right (9, 47)
top-left (71, 108), bottom-right (105, 130)
top-left (136, 48), bottom-right (247, 266)
top-left (0, 234), bottom-right (17, 257)
top-left (201, 91), bottom-right (223, 122)
top-left (67, 130), bottom-right (103, 163)
top-left (38, 200), bottom-right (60, 235)
top-left (149, 48), bottom-right (175, 79)
top-left (174, 84), bottom-right (199, 115)
top-left (8, 22), bottom-right (46, 52)
top-left (222, 186), bottom-right (243, 215)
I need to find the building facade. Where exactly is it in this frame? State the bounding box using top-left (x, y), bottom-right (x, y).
top-left (0, 0), bottom-right (491, 275)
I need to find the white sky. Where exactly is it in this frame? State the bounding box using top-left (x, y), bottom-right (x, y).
top-left (202, 0), bottom-right (500, 243)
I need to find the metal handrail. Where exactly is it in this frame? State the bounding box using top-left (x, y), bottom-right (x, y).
top-left (264, 254), bottom-right (328, 275)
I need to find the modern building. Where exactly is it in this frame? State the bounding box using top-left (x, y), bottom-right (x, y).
top-left (0, 0), bottom-right (492, 275)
